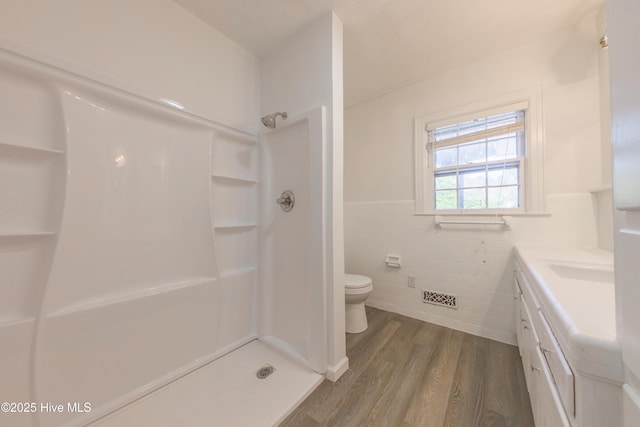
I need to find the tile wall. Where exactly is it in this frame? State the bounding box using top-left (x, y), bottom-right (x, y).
top-left (344, 193), bottom-right (599, 344)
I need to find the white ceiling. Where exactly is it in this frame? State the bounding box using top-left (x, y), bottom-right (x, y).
top-left (175, 0), bottom-right (603, 107)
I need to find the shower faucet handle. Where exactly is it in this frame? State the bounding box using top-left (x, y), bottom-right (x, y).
top-left (276, 190), bottom-right (295, 212)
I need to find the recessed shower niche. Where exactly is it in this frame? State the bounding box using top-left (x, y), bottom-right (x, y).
top-left (0, 56), bottom-right (66, 421)
top-left (210, 131), bottom-right (258, 350)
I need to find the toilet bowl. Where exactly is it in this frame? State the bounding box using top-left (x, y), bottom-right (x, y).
top-left (345, 274), bottom-right (373, 333)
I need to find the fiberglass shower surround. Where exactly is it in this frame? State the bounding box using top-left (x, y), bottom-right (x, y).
top-left (0, 45), bottom-right (328, 426)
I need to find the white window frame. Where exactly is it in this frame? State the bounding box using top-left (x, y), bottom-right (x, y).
top-left (414, 89), bottom-right (545, 215)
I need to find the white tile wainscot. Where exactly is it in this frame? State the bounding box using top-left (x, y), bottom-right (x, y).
top-left (344, 194), bottom-right (599, 345)
top-left (514, 246), bottom-right (622, 427)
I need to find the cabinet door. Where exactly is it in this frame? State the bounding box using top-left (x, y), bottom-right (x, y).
top-left (519, 304), bottom-right (539, 421)
top-left (532, 346), bottom-right (571, 427)
top-left (514, 277), bottom-right (523, 351)
top-left (536, 310), bottom-right (575, 417)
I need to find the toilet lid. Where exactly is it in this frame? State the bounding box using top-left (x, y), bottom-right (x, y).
top-left (345, 274), bottom-right (372, 289)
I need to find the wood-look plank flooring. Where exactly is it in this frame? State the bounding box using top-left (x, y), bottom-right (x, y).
top-left (280, 307), bottom-right (534, 427)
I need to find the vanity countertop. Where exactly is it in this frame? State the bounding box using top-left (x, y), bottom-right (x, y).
top-left (514, 246), bottom-right (623, 383)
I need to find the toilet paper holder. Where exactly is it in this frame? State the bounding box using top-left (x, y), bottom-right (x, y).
top-left (385, 254), bottom-right (402, 268)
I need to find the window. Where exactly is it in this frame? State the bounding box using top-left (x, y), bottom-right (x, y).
top-left (414, 91), bottom-right (544, 214)
top-left (432, 110), bottom-right (524, 210)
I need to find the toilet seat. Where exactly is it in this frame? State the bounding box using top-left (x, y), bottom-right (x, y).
top-left (345, 283), bottom-right (373, 296)
top-left (345, 274), bottom-right (372, 289)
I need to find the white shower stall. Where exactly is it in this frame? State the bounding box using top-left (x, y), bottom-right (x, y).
top-left (0, 19), bottom-right (339, 424)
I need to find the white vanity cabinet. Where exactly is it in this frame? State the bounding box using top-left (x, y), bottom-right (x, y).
top-left (513, 247), bottom-right (623, 427)
top-left (515, 266), bottom-right (571, 426)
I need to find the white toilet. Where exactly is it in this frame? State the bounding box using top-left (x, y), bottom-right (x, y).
top-left (345, 274), bottom-right (373, 333)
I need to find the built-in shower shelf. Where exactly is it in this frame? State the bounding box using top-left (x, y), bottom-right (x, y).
top-left (214, 224), bottom-right (257, 230)
top-left (0, 231), bottom-right (55, 238)
top-left (0, 316), bottom-right (36, 330)
top-left (47, 276), bottom-right (218, 318)
top-left (211, 174), bottom-right (257, 184)
top-left (219, 266), bottom-right (257, 280)
top-left (0, 141), bottom-right (63, 156)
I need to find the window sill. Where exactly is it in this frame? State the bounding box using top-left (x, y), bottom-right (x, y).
top-left (414, 211), bottom-right (551, 217)
top-left (589, 185), bottom-right (612, 193)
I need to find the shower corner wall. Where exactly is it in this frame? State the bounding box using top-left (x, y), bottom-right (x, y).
top-left (258, 106), bottom-right (328, 374)
top-left (0, 50), bottom-right (67, 427)
top-left (210, 129), bottom-right (260, 354)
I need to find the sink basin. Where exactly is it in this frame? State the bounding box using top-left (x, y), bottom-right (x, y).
top-left (549, 263), bottom-right (614, 283)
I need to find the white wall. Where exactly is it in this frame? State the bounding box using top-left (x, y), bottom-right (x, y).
top-left (597, 6), bottom-right (613, 188)
top-left (608, 0), bottom-right (640, 423)
top-left (345, 17), bottom-right (602, 202)
top-left (0, 0), bottom-right (260, 131)
top-left (344, 15), bottom-right (604, 344)
top-left (594, 6), bottom-right (615, 252)
top-left (261, 12), bottom-right (347, 381)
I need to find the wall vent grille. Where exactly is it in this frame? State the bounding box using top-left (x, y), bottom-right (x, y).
top-left (422, 289), bottom-right (457, 309)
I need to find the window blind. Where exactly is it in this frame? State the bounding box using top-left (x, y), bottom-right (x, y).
top-left (427, 110), bottom-right (525, 150)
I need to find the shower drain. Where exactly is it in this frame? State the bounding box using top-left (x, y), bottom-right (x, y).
top-left (256, 365), bottom-right (275, 379)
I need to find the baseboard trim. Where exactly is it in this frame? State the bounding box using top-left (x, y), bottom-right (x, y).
top-left (366, 300), bottom-right (516, 346)
top-left (325, 356), bottom-right (349, 382)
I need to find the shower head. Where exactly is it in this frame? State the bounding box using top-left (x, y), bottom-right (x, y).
top-left (261, 111), bottom-right (287, 129)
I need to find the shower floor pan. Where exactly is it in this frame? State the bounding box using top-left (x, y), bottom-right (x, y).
top-left (91, 341), bottom-right (323, 426)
